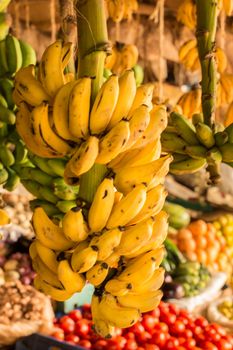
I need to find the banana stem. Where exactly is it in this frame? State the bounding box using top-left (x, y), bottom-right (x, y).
top-left (196, 0), bottom-right (218, 128)
top-left (75, 0), bottom-right (109, 203)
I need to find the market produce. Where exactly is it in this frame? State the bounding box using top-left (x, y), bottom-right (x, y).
top-left (0, 208), bottom-right (10, 226)
top-left (106, 0), bottom-right (138, 22)
top-left (163, 202), bottom-right (191, 229)
top-left (176, 0), bottom-right (196, 30)
top-left (225, 101), bottom-right (233, 127)
top-left (217, 73), bottom-right (233, 106)
top-left (218, 300), bottom-right (233, 321)
top-left (177, 220), bottom-right (232, 277)
top-left (176, 87), bottom-right (202, 120)
top-left (213, 213), bottom-right (233, 259)
top-left (105, 42), bottom-right (139, 75)
top-left (52, 302), bottom-right (233, 349)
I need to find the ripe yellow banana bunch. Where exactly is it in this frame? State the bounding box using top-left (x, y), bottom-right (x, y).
top-left (176, 87), bottom-right (202, 119)
top-left (105, 42), bottom-right (139, 75)
top-left (179, 39), bottom-right (227, 74)
top-left (217, 73), bottom-right (233, 107)
top-left (219, 0), bottom-right (233, 15)
top-left (225, 101), bottom-right (233, 126)
top-left (177, 0), bottom-right (196, 30)
top-left (106, 0), bottom-right (138, 22)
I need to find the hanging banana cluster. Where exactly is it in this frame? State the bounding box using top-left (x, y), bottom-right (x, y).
top-left (14, 38), bottom-right (172, 336)
top-left (225, 101), bottom-right (233, 126)
top-left (177, 86), bottom-right (202, 120)
top-left (106, 0), bottom-right (138, 22)
top-left (162, 111), bottom-right (233, 182)
top-left (177, 0), bottom-right (231, 30)
top-left (0, 33), bottom-right (36, 190)
top-left (217, 73), bottom-right (233, 107)
top-left (105, 42), bottom-right (139, 76)
top-left (179, 39), bottom-right (227, 74)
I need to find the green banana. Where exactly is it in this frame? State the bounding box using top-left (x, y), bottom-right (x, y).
top-left (0, 78), bottom-right (14, 109)
top-left (184, 145), bottom-right (207, 159)
top-left (161, 132), bottom-right (188, 154)
top-left (39, 186), bottom-right (58, 204)
top-left (29, 155), bottom-right (57, 176)
top-left (219, 143), bottom-right (233, 162)
top-left (0, 144), bottom-right (15, 166)
top-left (21, 179), bottom-right (43, 198)
top-left (133, 64), bottom-right (144, 86)
top-left (3, 168), bottom-right (20, 191)
top-left (0, 167), bottom-right (8, 184)
top-left (170, 112), bottom-right (199, 145)
top-left (53, 178), bottom-right (79, 201)
top-left (0, 92), bottom-right (7, 108)
top-left (206, 147), bottom-right (222, 164)
top-left (47, 159), bottom-right (66, 177)
top-left (0, 13), bottom-right (10, 41)
top-left (0, 105), bottom-right (15, 124)
top-left (14, 140), bottom-right (28, 164)
top-left (195, 123), bottom-right (215, 148)
top-left (192, 113), bottom-right (204, 126)
top-left (20, 167), bottom-right (53, 186)
top-left (0, 0), bottom-right (11, 12)
top-left (30, 199), bottom-right (60, 217)
top-left (214, 131), bottom-right (228, 146)
top-left (0, 40), bottom-right (8, 75)
top-left (19, 39), bottom-right (37, 67)
top-left (5, 34), bottom-right (23, 75)
top-left (170, 157), bottom-right (207, 175)
top-left (172, 153), bottom-right (189, 163)
top-left (225, 124), bottom-right (233, 143)
top-left (56, 200), bottom-right (76, 213)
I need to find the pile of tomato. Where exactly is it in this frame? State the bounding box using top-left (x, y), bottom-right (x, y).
top-left (52, 302), bottom-right (233, 350)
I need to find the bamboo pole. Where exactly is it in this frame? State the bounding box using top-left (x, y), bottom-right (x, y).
top-left (196, 0), bottom-right (218, 128)
top-left (74, 0), bottom-right (109, 204)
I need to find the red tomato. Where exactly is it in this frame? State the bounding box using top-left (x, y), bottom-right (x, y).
top-left (124, 332), bottom-right (135, 341)
top-left (78, 339), bottom-right (92, 348)
top-left (144, 345), bottom-right (159, 350)
top-left (181, 329), bottom-right (193, 339)
top-left (200, 341), bottom-right (218, 350)
top-left (215, 339), bottom-right (233, 350)
top-left (106, 339), bottom-right (122, 350)
top-left (170, 320), bottom-right (186, 335)
top-left (82, 304), bottom-right (92, 320)
top-left (176, 347), bottom-right (186, 350)
top-left (93, 339), bottom-right (108, 350)
top-left (179, 310), bottom-right (189, 318)
top-left (52, 329), bottom-right (64, 341)
top-left (68, 309), bottom-right (82, 322)
top-left (153, 322), bottom-right (169, 333)
top-left (223, 336), bottom-right (233, 346)
top-left (129, 322), bottom-right (145, 334)
top-left (195, 317), bottom-right (209, 328)
top-left (59, 316), bottom-right (75, 334)
top-left (211, 323), bottom-right (226, 337)
top-left (193, 326), bottom-right (202, 336)
top-left (136, 331), bottom-right (152, 344)
top-left (142, 315), bottom-right (157, 332)
top-left (124, 339), bottom-right (138, 350)
top-left (149, 307), bottom-right (160, 319)
top-left (75, 319), bottom-right (90, 337)
top-left (182, 338), bottom-right (196, 348)
top-left (166, 337), bottom-right (179, 349)
top-left (169, 304), bottom-right (179, 315)
top-left (176, 316), bottom-right (188, 325)
top-left (151, 331), bottom-right (167, 347)
top-left (114, 328), bottom-right (123, 336)
top-left (114, 336), bottom-right (127, 349)
top-left (65, 334), bottom-right (80, 344)
top-left (178, 337), bottom-right (186, 345)
top-left (160, 312), bottom-right (176, 325)
top-left (137, 348), bottom-right (145, 350)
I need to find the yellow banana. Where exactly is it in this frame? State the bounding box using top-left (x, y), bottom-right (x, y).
top-left (117, 289), bottom-right (162, 313)
top-left (91, 294), bottom-right (115, 338)
top-left (107, 0), bottom-right (125, 22)
top-left (105, 252), bottom-right (121, 268)
top-left (223, 0), bottom-right (233, 15)
top-left (86, 262), bottom-right (109, 286)
top-left (128, 83), bottom-right (154, 116)
top-left (35, 240), bottom-right (58, 273)
top-left (53, 81), bottom-right (80, 141)
top-left (106, 184), bottom-right (147, 229)
top-left (114, 155), bottom-right (172, 194)
top-left (132, 268), bottom-right (165, 294)
top-left (88, 178), bottom-right (115, 232)
top-left (63, 162), bottom-right (79, 186)
top-left (58, 260), bottom-right (86, 293)
top-left (61, 42), bottom-right (74, 70)
top-left (179, 39), bottom-right (197, 62)
top-left (121, 44), bottom-right (139, 71)
top-left (105, 45), bottom-right (118, 70)
top-left (104, 278), bottom-right (133, 296)
top-left (67, 136), bottom-right (99, 177)
top-left (96, 120), bottom-right (130, 164)
top-left (123, 105), bottom-right (150, 151)
top-left (71, 245), bottom-right (98, 273)
top-left (34, 275), bottom-right (73, 301)
top-left (90, 75), bottom-right (119, 134)
top-left (107, 70), bottom-right (136, 129)
top-left (90, 228), bottom-right (122, 261)
top-left (115, 217), bottom-right (154, 255)
top-left (14, 65), bottom-right (50, 106)
top-left (68, 77), bottom-right (91, 139)
top-left (62, 207), bottom-right (89, 242)
top-left (39, 40), bottom-right (65, 97)
top-left (32, 257), bottom-right (62, 288)
top-left (128, 184), bottom-right (167, 225)
top-left (29, 241), bottom-right (37, 260)
top-left (32, 207), bottom-right (74, 251)
top-left (99, 293), bottom-right (140, 328)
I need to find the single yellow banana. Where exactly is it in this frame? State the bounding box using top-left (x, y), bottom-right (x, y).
top-left (39, 40), bottom-right (65, 97)
top-left (71, 245), bottom-right (98, 273)
top-left (131, 268), bottom-right (165, 294)
top-left (86, 262), bottom-right (109, 286)
top-left (99, 293), bottom-right (140, 328)
top-left (88, 178), bottom-right (115, 232)
top-left (34, 275), bottom-right (73, 301)
top-left (90, 228), bottom-right (122, 261)
top-left (104, 278), bottom-right (132, 296)
top-left (105, 252), bottom-right (121, 268)
top-left (121, 44), bottom-right (139, 71)
top-left (32, 257), bottom-right (62, 288)
top-left (90, 75), bottom-right (119, 134)
top-left (128, 184), bottom-right (167, 225)
top-left (61, 42), bottom-right (74, 70)
top-left (117, 289), bottom-right (162, 313)
top-left (106, 184), bottom-right (147, 229)
top-left (128, 83), bottom-right (154, 116)
top-left (68, 77), bottom-right (91, 139)
top-left (14, 65), bottom-right (51, 106)
top-left (107, 70), bottom-right (136, 129)
top-left (29, 241), bottom-right (37, 260)
top-left (96, 120), bottom-right (130, 164)
top-left (91, 294), bottom-right (115, 338)
top-left (58, 260), bottom-right (86, 293)
top-left (107, 0), bottom-right (125, 22)
top-left (32, 207), bottom-right (74, 251)
top-left (35, 240), bottom-right (58, 273)
top-left (66, 136), bottom-right (99, 177)
top-left (62, 207), bottom-right (89, 242)
top-left (178, 39), bottom-right (197, 62)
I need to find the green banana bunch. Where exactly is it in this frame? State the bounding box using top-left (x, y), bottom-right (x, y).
top-left (162, 111), bottom-right (233, 183)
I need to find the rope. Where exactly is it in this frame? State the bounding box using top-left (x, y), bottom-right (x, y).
top-left (25, 0), bottom-right (30, 36)
top-left (50, 0), bottom-right (56, 42)
top-left (219, 9), bottom-right (226, 50)
top-left (158, 0), bottom-right (165, 102)
top-left (59, 0), bottom-right (76, 42)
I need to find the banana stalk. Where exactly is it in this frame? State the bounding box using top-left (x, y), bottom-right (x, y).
top-left (74, 0), bottom-right (109, 203)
